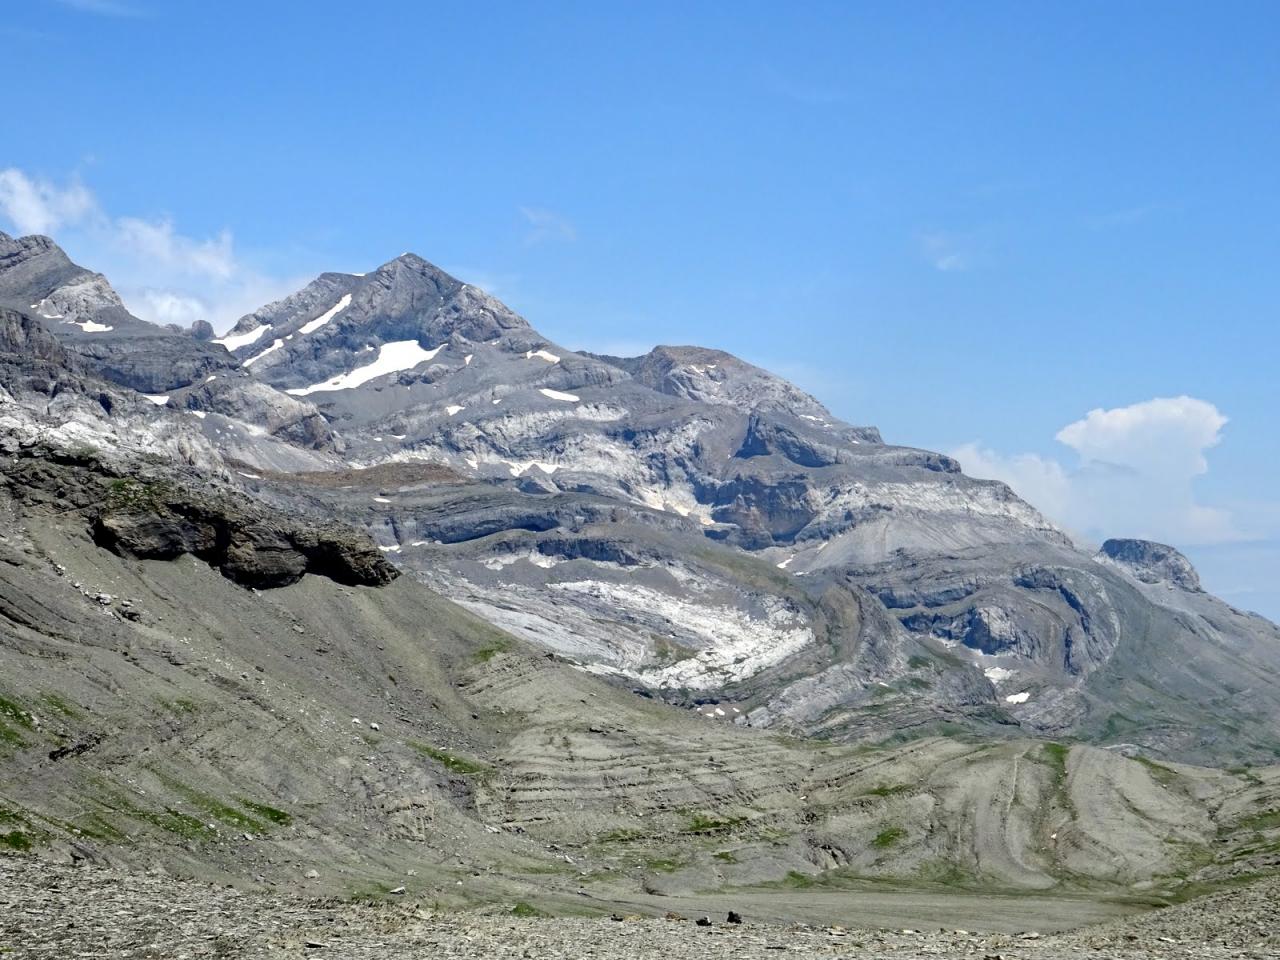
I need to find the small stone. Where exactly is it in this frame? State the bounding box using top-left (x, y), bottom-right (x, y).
top-left (304, 869), bottom-right (319, 879)
top-left (727, 911), bottom-right (743, 924)
top-left (695, 916), bottom-right (712, 927)
top-left (389, 886), bottom-right (406, 895)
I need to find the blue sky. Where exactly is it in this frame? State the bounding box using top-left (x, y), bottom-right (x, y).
top-left (2, 1), bottom-right (1278, 617)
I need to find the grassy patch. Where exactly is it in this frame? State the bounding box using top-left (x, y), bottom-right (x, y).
top-left (1040, 742), bottom-right (1070, 787)
top-left (595, 827), bottom-right (643, 844)
top-left (683, 813), bottom-right (746, 834)
top-left (39, 693), bottom-right (80, 718)
top-left (154, 774), bottom-right (265, 832)
top-left (409, 741), bottom-right (488, 776)
top-left (1134, 755), bottom-right (1179, 787)
top-left (93, 791), bottom-right (213, 840)
top-left (907, 655), bottom-right (932, 670)
top-left (0, 696), bottom-right (34, 749)
top-left (713, 850), bottom-right (739, 863)
top-left (916, 860), bottom-right (973, 887)
top-left (872, 826), bottom-right (906, 849)
top-left (777, 870), bottom-right (815, 888)
top-left (0, 831), bottom-right (32, 851)
top-left (511, 901), bottom-right (551, 918)
top-left (1234, 807), bottom-right (1280, 833)
top-left (238, 800), bottom-right (292, 826)
top-left (472, 638), bottom-right (511, 663)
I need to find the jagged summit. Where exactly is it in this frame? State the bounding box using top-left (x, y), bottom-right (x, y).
top-left (214, 251), bottom-right (529, 390)
top-left (1098, 537), bottom-right (1203, 592)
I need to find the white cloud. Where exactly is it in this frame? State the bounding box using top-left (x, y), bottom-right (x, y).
top-left (0, 167), bottom-right (300, 332)
top-left (114, 218), bottom-right (235, 280)
top-left (0, 169), bottom-right (97, 235)
top-left (519, 206), bottom-right (576, 245)
top-left (952, 396), bottom-right (1243, 547)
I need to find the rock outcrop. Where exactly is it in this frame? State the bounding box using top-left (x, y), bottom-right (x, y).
top-left (1097, 538), bottom-right (1203, 592)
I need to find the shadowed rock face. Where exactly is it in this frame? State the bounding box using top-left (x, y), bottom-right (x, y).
top-left (1098, 538), bottom-right (1203, 592)
top-left (92, 485), bottom-right (398, 589)
top-left (0, 306), bottom-right (69, 363)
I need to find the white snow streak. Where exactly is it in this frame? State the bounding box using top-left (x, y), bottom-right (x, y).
top-left (213, 324), bottom-right (270, 351)
top-left (286, 340), bottom-right (443, 396)
top-left (298, 294), bottom-right (351, 334)
top-left (244, 338), bottom-right (284, 367)
top-left (526, 348), bottom-right (561, 363)
top-left (539, 388), bottom-right (580, 402)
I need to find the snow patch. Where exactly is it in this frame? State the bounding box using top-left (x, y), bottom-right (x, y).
top-left (286, 340), bottom-right (444, 396)
top-left (539, 388), bottom-right (580, 402)
top-left (143, 394), bottom-right (169, 406)
top-left (526, 348), bottom-right (561, 363)
top-left (446, 404), bottom-right (465, 416)
top-left (984, 666), bottom-right (1015, 683)
top-left (69, 319), bottom-right (113, 333)
top-left (214, 324), bottom-right (270, 351)
top-left (298, 293), bottom-right (351, 334)
top-left (244, 338), bottom-right (284, 367)
top-left (1005, 691), bottom-right (1031, 704)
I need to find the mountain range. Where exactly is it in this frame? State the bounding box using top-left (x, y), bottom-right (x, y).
top-left (2, 228), bottom-right (1279, 914)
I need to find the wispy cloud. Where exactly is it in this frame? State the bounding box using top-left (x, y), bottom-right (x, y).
top-left (952, 396), bottom-right (1252, 548)
top-left (0, 167), bottom-right (303, 332)
top-left (519, 206), bottom-right (576, 246)
top-left (0, 169), bottom-right (96, 235)
top-left (54, 0), bottom-right (143, 17)
top-left (919, 231), bottom-right (970, 272)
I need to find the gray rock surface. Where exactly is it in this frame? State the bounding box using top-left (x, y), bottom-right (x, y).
top-left (1098, 537), bottom-right (1203, 591)
top-left (0, 231), bottom-right (238, 392)
top-left (196, 251), bottom-right (1280, 764)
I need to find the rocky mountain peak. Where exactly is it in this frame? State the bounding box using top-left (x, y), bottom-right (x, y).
top-left (1098, 538), bottom-right (1203, 592)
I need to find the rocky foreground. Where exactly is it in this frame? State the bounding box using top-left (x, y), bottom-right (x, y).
top-left (2, 857), bottom-right (1276, 960)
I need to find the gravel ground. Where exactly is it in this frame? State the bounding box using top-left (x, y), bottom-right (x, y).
top-left (3, 857), bottom-right (1278, 959)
